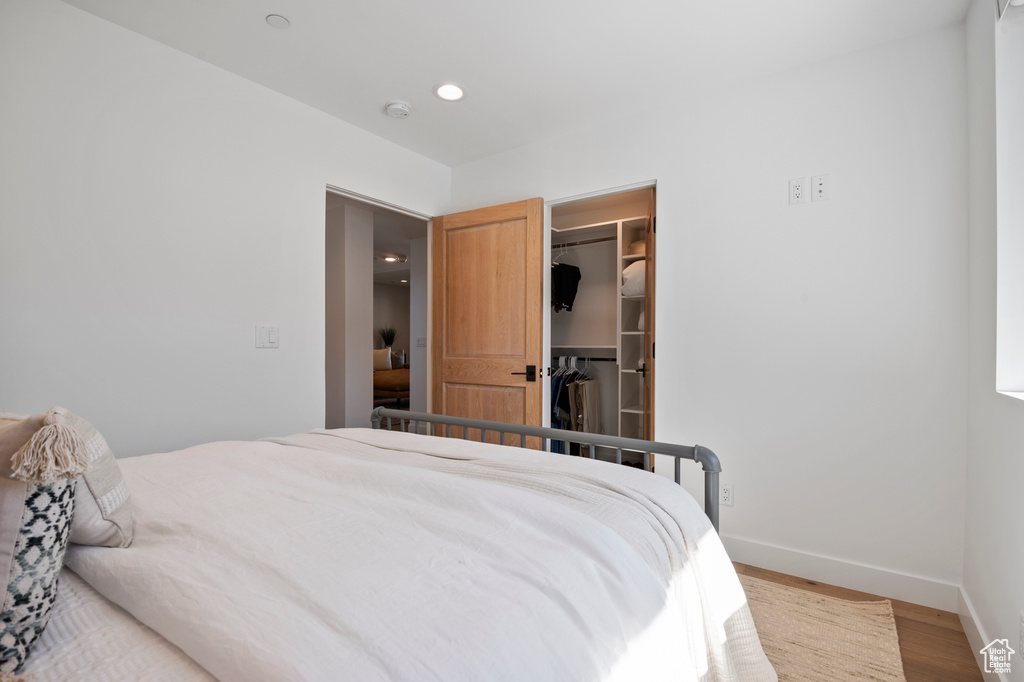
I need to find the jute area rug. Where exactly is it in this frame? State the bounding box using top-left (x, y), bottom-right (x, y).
top-left (739, 574), bottom-right (907, 682)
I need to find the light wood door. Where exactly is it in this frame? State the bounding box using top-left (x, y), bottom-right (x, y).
top-left (643, 188), bottom-right (656, 443)
top-left (432, 198), bottom-right (544, 446)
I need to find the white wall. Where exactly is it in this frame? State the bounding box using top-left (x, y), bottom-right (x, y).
top-left (962, 0), bottom-right (1024, 675)
top-left (0, 0), bottom-right (450, 456)
top-left (373, 284), bottom-right (411, 355)
top-left (452, 26), bottom-right (969, 609)
top-left (995, 3), bottom-right (1024, 395)
top-left (326, 204), bottom-right (375, 428)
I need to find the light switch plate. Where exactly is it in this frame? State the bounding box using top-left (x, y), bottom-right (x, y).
top-left (256, 325), bottom-right (280, 349)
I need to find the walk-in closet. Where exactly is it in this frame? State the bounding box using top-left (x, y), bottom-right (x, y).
top-left (548, 186), bottom-right (655, 466)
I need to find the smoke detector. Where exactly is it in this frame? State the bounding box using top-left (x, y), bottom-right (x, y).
top-left (265, 14), bottom-right (290, 29)
top-left (385, 100), bottom-right (412, 118)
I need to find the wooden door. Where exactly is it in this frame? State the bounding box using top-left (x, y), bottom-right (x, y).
top-left (432, 198), bottom-right (544, 446)
top-left (643, 188), bottom-right (656, 443)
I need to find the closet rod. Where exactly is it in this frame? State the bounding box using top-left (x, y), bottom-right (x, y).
top-left (551, 235), bottom-right (617, 249)
top-left (553, 355), bottom-right (616, 362)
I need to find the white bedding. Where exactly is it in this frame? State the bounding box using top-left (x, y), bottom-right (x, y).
top-left (63, 428), bottom-right (775, 682)
top-left (22, 568), bottom-right (215, 681)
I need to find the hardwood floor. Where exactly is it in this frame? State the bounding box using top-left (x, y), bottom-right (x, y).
top-left (733, 563), bottom-right (982, 681)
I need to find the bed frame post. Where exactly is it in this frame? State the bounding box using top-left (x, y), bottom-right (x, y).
top-left (694, 445), bottom-right (721, 533)
top-left (704, 471), bottom-right (719, 533)
top-left (370, 407), bottom-right (382, 430)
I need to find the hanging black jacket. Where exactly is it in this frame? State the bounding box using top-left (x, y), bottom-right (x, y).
top-left (551, 263), bottom-right (581, 312)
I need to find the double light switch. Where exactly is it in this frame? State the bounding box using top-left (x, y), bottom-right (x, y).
top-left (256, 325), bottom-right (280, 349)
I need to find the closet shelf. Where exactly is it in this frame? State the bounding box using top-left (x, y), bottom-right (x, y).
top-left (620, 331), bottom-right (643, 336)
top-left (620, 405), bottom-right (645, 415)
top-left (551, 215), bottom-right (647, 236)
top-left (550, 222), bottom-right (617, 244)
top-left (621, 295), bottom-right (645, 301)
top-left (622, 254), bottom-right (645, 262)
top-left (552, 344), bottom-right (616, 351)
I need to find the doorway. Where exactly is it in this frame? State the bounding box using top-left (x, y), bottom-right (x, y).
top-left (428, 182), bottom-right (655, 454)
top-left (325, 189), bottom-right (429, 428)
top-left (547, 184), bottom-right (657, 458)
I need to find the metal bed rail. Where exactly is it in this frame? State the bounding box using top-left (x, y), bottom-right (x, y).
top-left (370, 406), bottom-right (721, 533)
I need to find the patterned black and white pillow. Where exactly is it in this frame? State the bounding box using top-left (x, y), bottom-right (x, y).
top-left (0, 480), bottom-right (76, 673)
top-left (0, 409), bottom-right (87, 673)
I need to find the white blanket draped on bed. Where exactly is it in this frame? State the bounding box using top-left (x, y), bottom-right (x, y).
top-left (65, 428), bottom-right (775, 682)
top-left (22, 568), bottom-right (216, 681)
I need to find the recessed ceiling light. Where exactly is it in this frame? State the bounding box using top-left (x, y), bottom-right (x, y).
top-left (433, 83), bottom-right (464, 102)
top-left (384, 256), bottom-right (398, 262)
top-left (266, 14), bottom-right (290, 29)
top-left (400, 279), bottom-right (408, 283)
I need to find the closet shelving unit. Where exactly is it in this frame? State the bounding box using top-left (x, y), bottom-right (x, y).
top-left (616, 217), bottom-right (648, 442)
top-left (550, 213), bottom-right (650, 461)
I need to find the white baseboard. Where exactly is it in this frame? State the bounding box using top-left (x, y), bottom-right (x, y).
top-left (959, 588), bottom-right (1003, 681)
top-left (721, 534), bottom-right (960, 612)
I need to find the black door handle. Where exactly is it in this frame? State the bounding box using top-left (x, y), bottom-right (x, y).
top-left (510, 365), bottom-right (536, 382)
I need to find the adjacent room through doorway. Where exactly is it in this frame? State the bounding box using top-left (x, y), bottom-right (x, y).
top-left (325, 190), bottom-right (428, 428)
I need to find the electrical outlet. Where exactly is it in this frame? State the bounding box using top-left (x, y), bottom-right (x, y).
top-left (720, 482), bottom-right (735, 507)
top-left (789, 178), bottom-right (809, 205)
top-left (811, 174), bottom-right (830, 202)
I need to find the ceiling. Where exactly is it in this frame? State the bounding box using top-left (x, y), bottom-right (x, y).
top-left (60, 0), bottom-right (972, 167)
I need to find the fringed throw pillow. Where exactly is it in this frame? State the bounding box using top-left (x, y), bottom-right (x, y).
top-left (0, 409), bottom-right (133, 548)
top-left (0, 409), bottom-right (88, 673)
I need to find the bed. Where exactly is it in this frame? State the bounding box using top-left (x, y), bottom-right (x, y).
top-left (11, 409), bottom-right (775, 681)
top-left (373, 364), bottom-right (410, 406)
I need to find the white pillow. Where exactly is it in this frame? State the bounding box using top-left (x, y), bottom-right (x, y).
top-left (63, 409), bottom-right (134, 547)
top-left (621, 261), bottom-right (645, 298)
top-left (373, 348), bottom-right (392, 371)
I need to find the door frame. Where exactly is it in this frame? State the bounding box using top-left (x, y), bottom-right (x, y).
top-left (325, 185), bottom-right (434, 426)
top-left (326, 184), bottom-right (434, 222)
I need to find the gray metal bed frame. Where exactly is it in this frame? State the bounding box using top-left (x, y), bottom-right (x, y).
top-left (370, 406), bottom-right (722, 533)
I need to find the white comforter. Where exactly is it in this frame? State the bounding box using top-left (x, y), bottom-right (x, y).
top-left (23, 568), bottom-right (216, 682)
top-left (65, 428), bottom-right (775, 682)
